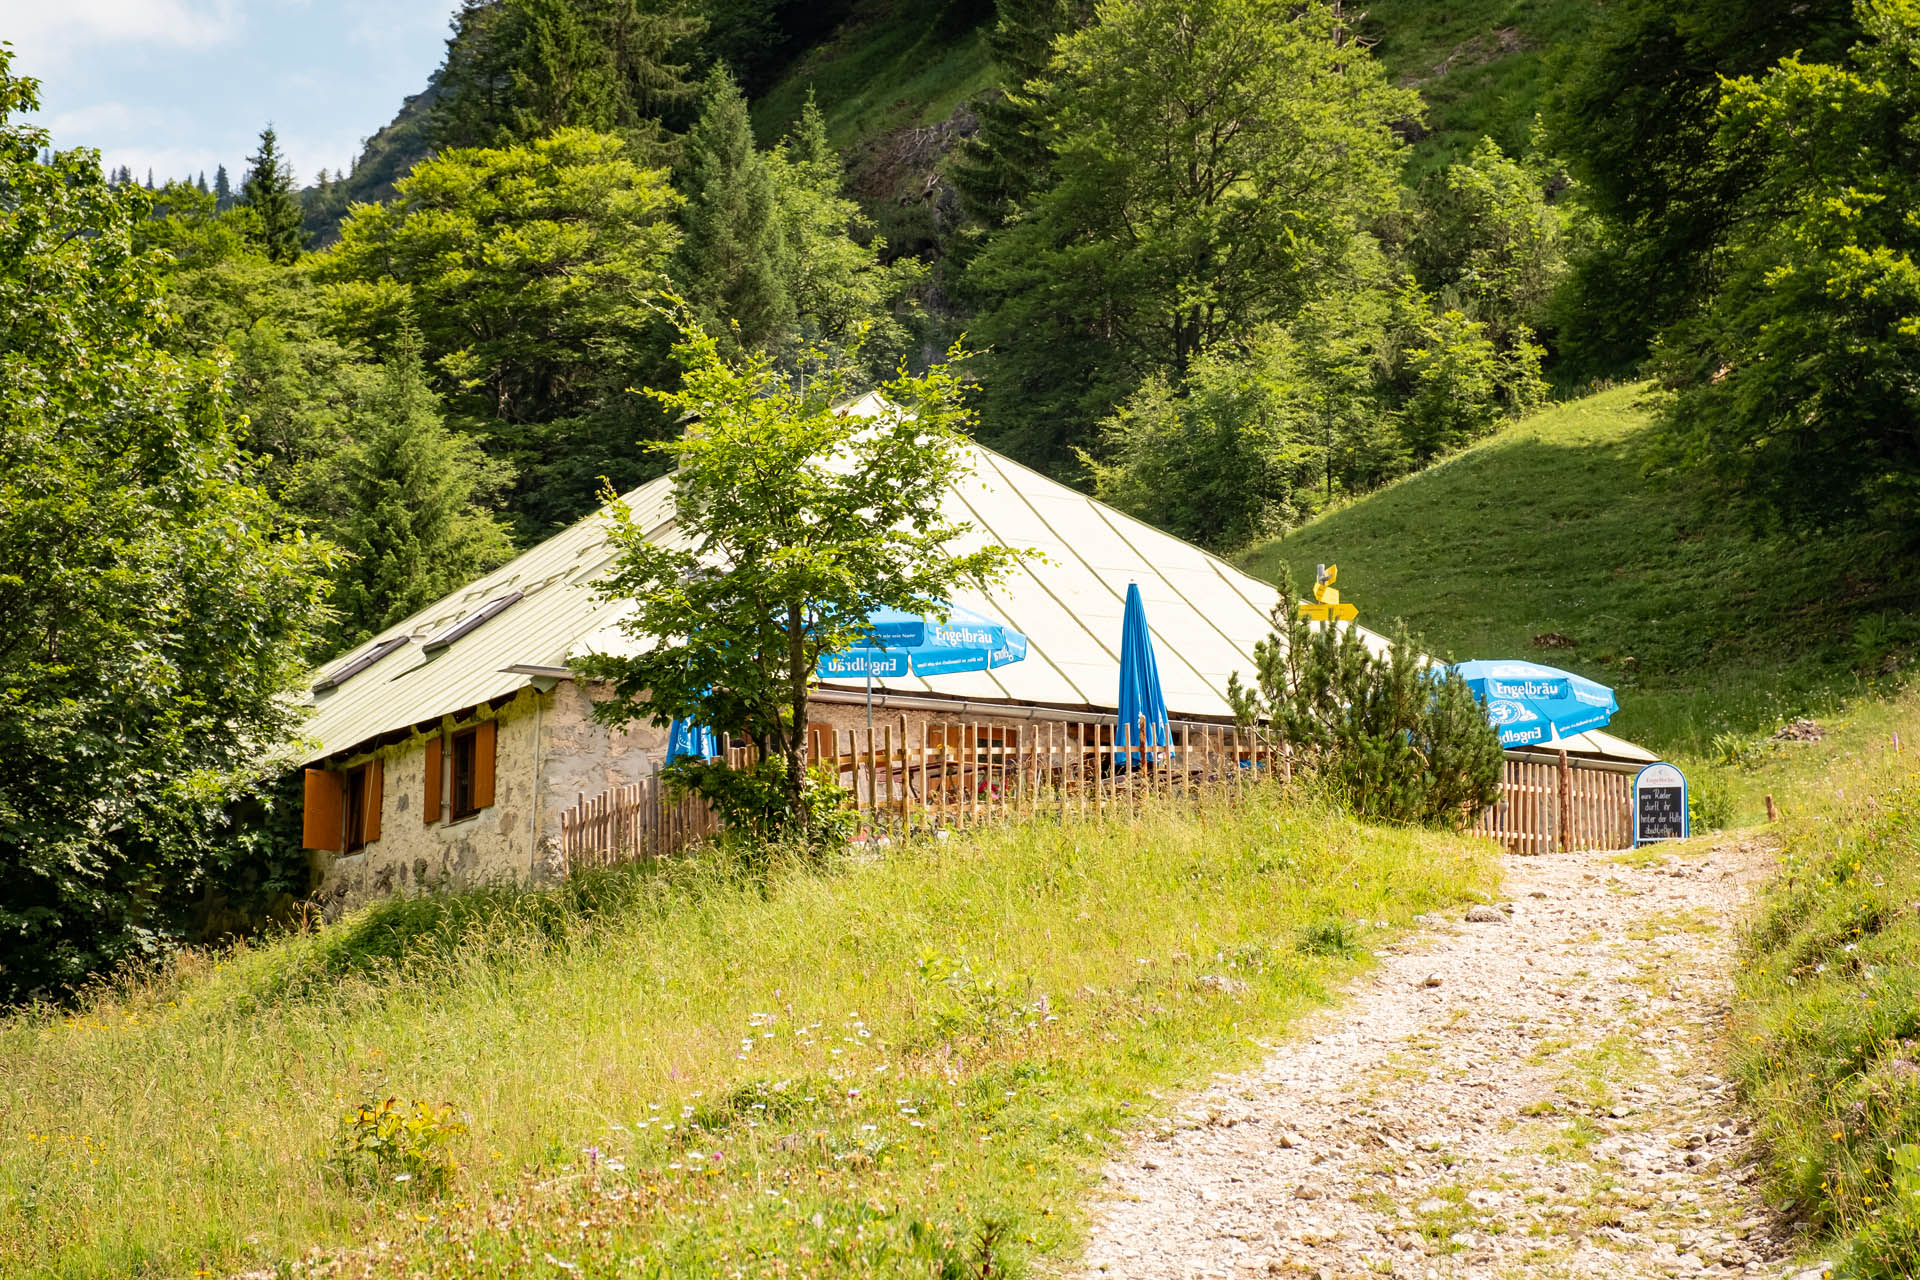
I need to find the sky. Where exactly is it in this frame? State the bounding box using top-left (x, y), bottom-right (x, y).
top-left (5, 0), bottom-right (463, 187)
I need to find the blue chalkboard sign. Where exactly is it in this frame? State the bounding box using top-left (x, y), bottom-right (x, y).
top-left (1633, 761), bottom-right (1689, 845)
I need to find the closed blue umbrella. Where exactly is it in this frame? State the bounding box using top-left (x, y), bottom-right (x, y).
top-left (664, 716), bottom-right (718, 764)
top-left (1449, 660), bottom-right (1618, 749)
top-left (1116, 583), bottom-right (1171, 764)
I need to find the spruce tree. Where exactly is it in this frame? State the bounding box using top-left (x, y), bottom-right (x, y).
top-left (434, 0), bottom-right (702, 158)
top-left (1227, 564), bottom-right (1504, 827)
top-left (240, 127), bottom-right (304, 263)
top-left (951, 0), bottom-right (1093, 232)
top-left (318, 326), bottom-right (513, 648)
top-left (507, 0), bottom-right (618, 140)
top-left (213, 163), bottom-right (231, 208)
top-left (766, 91), bottom-right (922, 367)
top-left (591, 0), bottom-right (705, 136)
top-left (196, 169), bottom-right (207, 193)
top-left (676, 65), bottom-right (792, 351)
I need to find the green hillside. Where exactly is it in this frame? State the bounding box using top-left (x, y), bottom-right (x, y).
top-left (1360, 0), bottom-right (1604, 173)
top-left (1237, 386), bottom-right (1914, 758)
top-left (749, 5), bottom-right (994, 146)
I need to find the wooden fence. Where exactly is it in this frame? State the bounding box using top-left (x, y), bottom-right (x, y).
top-left (557, 715), bottom-right (1638, 871)
top-left (1471, 754), bottom-right (1634, 854)
top-left (805, 716), bottom-right (1284, 833)
top-left (558, 773), bottom-right (725, 870)
top-left (557, 716), bottom-right (1281, 870)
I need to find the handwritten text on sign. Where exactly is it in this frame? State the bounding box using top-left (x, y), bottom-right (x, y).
top-left (1634, 761), bottom-right (1689, 844)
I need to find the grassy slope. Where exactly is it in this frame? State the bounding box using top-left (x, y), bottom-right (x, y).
top-left (749, 3), bottom-right (995, 147)
top-left (1236, 386), bottom-right (1912, 767)
top-left (0, 793), bottom-right (1492, 1278)
top-left (1722, 684), bottom-right (1920, 1279)
top-left (751, 0), bottom-right (1606, 163)
top-left (1360, 0), bottom-right (1605, 174)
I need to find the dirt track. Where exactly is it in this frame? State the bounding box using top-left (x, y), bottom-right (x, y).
top-left (1082, 839), bottom-right (1802, 1279)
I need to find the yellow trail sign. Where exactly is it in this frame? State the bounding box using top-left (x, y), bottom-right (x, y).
top-left (1298, 563), bottom-right (1357, 622)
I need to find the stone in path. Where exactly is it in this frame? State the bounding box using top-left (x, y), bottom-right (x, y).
top-left (1082, 839), bottom-right (1795, 1280)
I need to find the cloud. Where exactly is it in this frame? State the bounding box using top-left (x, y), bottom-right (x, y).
top-left (46, 101), bottom-right (142, 136)
top-left (343, 0), bottom-right (454, 51)
top-left (5, 1), bottom-right (244, 73)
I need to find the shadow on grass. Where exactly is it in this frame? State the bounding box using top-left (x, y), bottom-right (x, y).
top-left (243, 859), bottom-right (704, 1004)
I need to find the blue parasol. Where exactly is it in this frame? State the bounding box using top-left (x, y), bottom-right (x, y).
top-left (816, 602), bottom-right (1029, 739)
top-left (815, 603), bottom-right (1029, 680)
top-left (664, 716), bottom-right (719, 764)
top-left (1449, 660), bottom-right (1618, 749)
top-left (1115, 583), bottom-right (1171, 763)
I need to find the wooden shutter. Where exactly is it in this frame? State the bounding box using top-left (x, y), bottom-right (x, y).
top-left (302, 768), bottom-right (343, 852)
top-left (473, 719), bottom-right (497, 809)
top-left (364, 759), bottom-right (383, 844)
top-left (423, 735), bottom-right (442, 824)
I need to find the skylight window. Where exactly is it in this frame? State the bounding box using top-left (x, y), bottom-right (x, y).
top-left (312, 635), bottom-right (410, 693)
top-left (422, 591), bottom-right (524, 657)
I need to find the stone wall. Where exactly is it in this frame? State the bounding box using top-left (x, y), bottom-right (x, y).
top-left (310, 681), bottom-right (667, 914)
top-left (310, 683), bottom-right (1093, 913)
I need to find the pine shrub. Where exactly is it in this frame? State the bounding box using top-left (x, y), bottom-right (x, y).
top-left (1229, 564), bottom-right (1503, 826)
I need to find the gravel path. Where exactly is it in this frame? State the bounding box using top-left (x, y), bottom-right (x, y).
top-left (1082, 838), bottom-right (1802, 1280)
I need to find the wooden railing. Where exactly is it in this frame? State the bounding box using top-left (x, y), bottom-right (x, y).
top-left (556, 714), bottom-right (1638, 871)
top-left (556, 715), bottom-right (1282, 870)
top-left (1472, 755), bottom-right (1634, 854)
top-left (805, 717), bottom-right (1284, 835)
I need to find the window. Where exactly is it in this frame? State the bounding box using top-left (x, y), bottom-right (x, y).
top-left (448, 720), bottom-right (496, 820)
top-left (450, 729), bottom-right (478, 820)
top-left (312, 635), bottom-right (410, 693)
top-left (343, 765), bottom-right (369, 851)
top-left (423, 592), bottom-right (523, 657)
top-left (302, 760), bottom-right (382, 852)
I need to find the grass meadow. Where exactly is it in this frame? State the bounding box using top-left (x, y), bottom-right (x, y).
top-left (1727, 684), bottom-right (1920, 1278)
top-left (0, 787), bottom-right (1495, 1279)
top-left (1238, 386), bottom-right (1915, 787)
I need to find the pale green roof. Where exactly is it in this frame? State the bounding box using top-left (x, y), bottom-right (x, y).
top-left (299, 396), bottom-right (1392, 764)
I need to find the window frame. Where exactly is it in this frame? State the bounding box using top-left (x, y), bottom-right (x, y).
top-left (450, 727), bottom-right (480, 821)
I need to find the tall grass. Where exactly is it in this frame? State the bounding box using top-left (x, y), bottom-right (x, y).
top-left (0, 787), bottom-right (1495, 1278)
top-left (1731, 687), bottom-right (1920, 1278)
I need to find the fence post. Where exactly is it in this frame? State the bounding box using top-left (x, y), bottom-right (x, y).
top-left (1179, 722), bottom-right (1190, 802)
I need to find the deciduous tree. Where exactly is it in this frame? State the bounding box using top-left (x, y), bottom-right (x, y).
top-left (318, 128), bottom-right (681, 535)
top-left (967, 0), bottom-right (1416, 469)
top-left (576, 326), bottom-right (1025, 827)
top-left (1653, 1), bottom-right (1920, 532)
top-left (0, 54), bottom-right (331, 1000)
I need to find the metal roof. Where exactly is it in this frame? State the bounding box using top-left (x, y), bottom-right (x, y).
top-left (297, 398), bottom-right (1396, 764)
